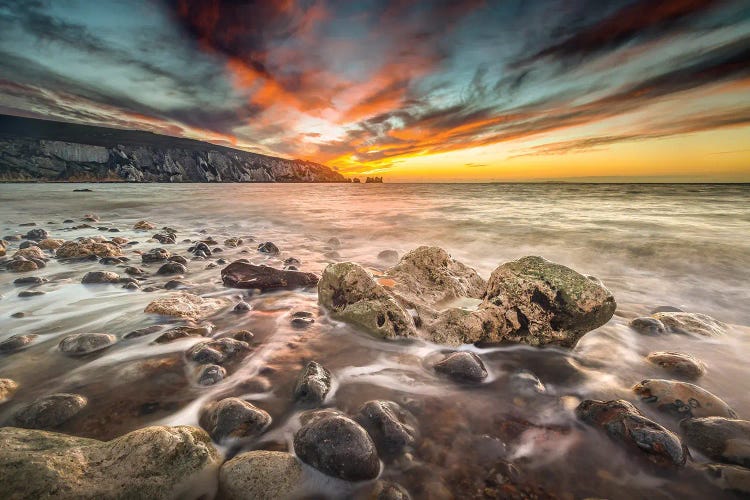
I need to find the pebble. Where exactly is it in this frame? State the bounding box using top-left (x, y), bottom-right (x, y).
top-left (293, 361), bottom-right (332, 405)
top-left (433, 351), bottom-right (488, 382)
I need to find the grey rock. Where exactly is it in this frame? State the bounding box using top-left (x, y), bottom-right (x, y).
top-left (293, 361), bottom-right (332, 405)
top-left (197, 364), bottom-right (226, 385)
top-left (168, 255), bottom-right (188, 265)
top-left (509, 369), bottom-right (546, 396)
top-left (434, 351), bottom-right (488, 382)
top-left (186, 338), bottom-right (250, 365)
top-left (58, 333), bottom-right (116, 356)
top-left (13, 393), bottom-right (88, 429)
top-left (221, 261), bottom-right (318, 290)
top-left (157, 262), bottom-right (187, 275)
top-left (141, 247), bottom-right (171, 263)
top-left (0, 334), bottom-right (38, 353)
top-left (377, 249), bottom-right (399, 262)
top-left (681, 417), bottom-right (750, 467)
top-left (24, 228), bottom-right (49, 241)
top-left (698, 463), bottom-right (750, 494)
top-left (233, 301), bottom-right (251, 312)
top-left (81, 271), bottom-right (120, 284)
top-left (372, 481), bottom-right (412, 500)
top-left (18, 290), bottom-right (45, 297)
top-left (199, 397), bottom-right (271, 442)
top-left (629, 317), bottom-right (667, 335)
top-left (355, 400), bottom-right (419, 455)
top-left (257, 241), bottom-right (279, 255)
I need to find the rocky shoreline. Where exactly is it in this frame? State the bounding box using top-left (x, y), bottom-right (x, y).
top-left (0, 215), bottom-right (748, 499)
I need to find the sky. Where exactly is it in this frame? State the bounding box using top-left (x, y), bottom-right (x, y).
top-left (0, 0), bottom-right (748, 182)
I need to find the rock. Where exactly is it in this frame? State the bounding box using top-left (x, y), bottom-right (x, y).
top-left (123, 325), bottom-right (163, 339)
top-left (56, 239), bottom-right (121, 259)
top-left (221, 261), bottom-right (318, 290)
top-left (355, 400), bottom-right (419, 456)
top-left (18, 290), bottom-right (45, 297)
top-left (165, 279), bottom-right (188, 290)
top-left (318, 262), bottom-right (415, 339)
top-left (293, 412), bottom-right (380, 481)
top-left (81, 271), bottom-right (120, 284)
top-left (133, 220), bottom-right (156, 230)
top-left (291, 316), bottom-right (314, 328)
top-left (111, 237), bottom-right (128, 245)
top-left (13, 393), bottom-right (88, 429)
top-left (7, 259), bottom-right (39, 272)
top-left (633, 379), bottom-right (738, 418)
top-left (509, 369), bottom-right (546, 396)
top-left (219, 451), bottom-right (303, 500)
top-left (153, 233), bottom-right (176, 244)
top-left (83, 213), bottom-right (99, 222)
top-left (0, 239), bottom-right (6, 257)
top-left (698, 463), bottom-right (750, 494)
top-left (233, 330), bottom-right (255, 342)
top-left (168, 255), bottom-right (188, 265)
top-left (124, 266), bottom-right (145, 275)
top-left (233, 301), bottom-right (251, 312)
top-left (141, 247), bottom-right (171, 263)
top-left (13, 276), bottom-right (47, 285)
top-left (377, 249), bottom-right (399, 262)
top-left (224, 237), bottom-right (243, 247)
top-left (651, 312), bottom-right (727, 336)
top-left (197, 364), bottom-right (226, 385)
top-left (13, 246), bottom-right (46, 261)
top-left (58, 333), bottom-right (116, 356)
top-left (189, 242), bottom-right (212, 257)
top-left (186, 338), bottom-right (250, 365)
top-left (283, 257), bottom-right (301, 267)
top-left (199, 398), bottom-right (271, 442)
top-left (372, 481), bottom-right (412, 500)
top-left (99, 256), bottom-right (124, 265)
top-left (681, 417), bottom-right (750, 467)
top-left (153, 325), bottom-right (213, 344)
top-left (646, 352), bottom-right (706, 379)
top-left (0, 425), bottom-right (220, 499)
top-left (157, 262), bottom-right (187, 275)
top-left (629, 317), bottom-right (667, 335)
top-left (38, 238), bottom-right (64, 250)
top-left (0, 378), bottom-right (19, 401)
top-left (293, 361), bottom-right (332, 405)
top-left (24, 228), bottom-right (49, 241)
top-left (576, 399), bottom-right (687, 467)
top-left (0, 334), bottom-right (37, 353)
top-left (144, 292), bottom-right (227, 320)
top-left (327, 237), bottom-right (341, 247)
top-left (123, 281), bottom-right (140, 290)
top-left (257, 241), bottom-right (279, 255)
top-left (651, 305), bottom-right (684, 314)
top-left (434, 351), bottom-right (488, 382)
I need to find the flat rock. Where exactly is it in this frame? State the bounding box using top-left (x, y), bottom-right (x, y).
top-left (219, 451), bottom-right (303, 500)
top-left (58, 333), bottom-right (116, 356)
top-left (293, 361), bottom-right (332, 405)
top-left (646, 351), bottom-right (706, 379)
top-left (576, 399), bottom-right (687, 467)
top-left (81, 271), bottom-right (120, 284)
top-left (633, 379), bottom-right (738, 418)
top-left (38, 238), bottom-right (64, 250)
top-left (199, 397), bottom-right (271, 442)
top-left (651, 312), bottom-right (727, 336)
top-left (7, 259), bottom-right (39, 272)
top-left (0, 425), bottom-right (219, 499)
top-left (0, 334), bottom-right (38, 353)
top-left (629, 317), bottom-right (667, 335)
top-left (13, 393), bottom-right (88, 429)
top-left (294, 412), bottom-right (380, 481)
top-left (355, 400), bottom-right (419, 456)
top-left (434, 351), bottom-right (488, 382)
top-left (144, 292), bottom-right (227, 320)
top-left (13, 276), bottom-right (48, 285)
top-left (153, 325), bottom-right (213, 344)
top-left (681, 417), bottom-right (750, 467)
top-left (56, 239), bottom-right (121, 259)
top-left (221, 261), bottom-right (318, 290)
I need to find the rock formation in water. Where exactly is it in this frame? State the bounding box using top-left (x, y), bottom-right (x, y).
top-left (0, 114), bottom-right (347, 183)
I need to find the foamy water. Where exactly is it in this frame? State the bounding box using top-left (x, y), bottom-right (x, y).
top-left (1, 183), bottom-right (748, 499)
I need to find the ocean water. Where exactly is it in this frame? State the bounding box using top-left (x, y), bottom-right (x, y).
top-left (0, 183), bottom-right (749, 499)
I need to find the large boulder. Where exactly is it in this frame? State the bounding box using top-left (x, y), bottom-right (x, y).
top-left (219, 451), bottom-right (303, 500)
top-left (576, 399), bottom-right (687, 467)
top-left (221, 261), bottom-right (318, 290)
top-left (681, 417), bottom-right (750, 467)
top-left (56, 239), bottom-right (121, 259)
top-left (0, 425), bottom-right (220, 499)
top-left (633, 379), bottom-right (738, 418)
top-left (144, 293), bottom-right (227, 320)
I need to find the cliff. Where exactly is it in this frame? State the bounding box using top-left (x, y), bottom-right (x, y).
top-left (0, 114), bottom-right (347, 183)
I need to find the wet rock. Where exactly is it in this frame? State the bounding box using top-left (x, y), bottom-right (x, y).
top-left (0, 334), bottom-right (37, 353)
top-left (157, 262), bottom-right (187, 275)
top-left (509, 369), bottom-right (546, 396)
top-left (7, 259), bottom-right (39, 272)
top-left (0, 239), bottom-right (6, 257)
top-left (698, 463), bottom-right (750, 494)
top-left (124, 266), bottom-right (145, 275)
top-left (19, 240), bottom-right (39, 249)
top-left (11, 312), bottom-right (27, 318)
top-left (257, 241), bottom-right (279, 255)
top-left (633, 379), bottom-right (738, 418)
top-left (327, 237), bottom-right (341, 247)
top-left (13, 393), bottom-right (88, 429)
top-left (38, 238), bottom-right (64, 250)
top-left (221, 261), bottom-right (318, 290)
top-left (153, 325), bottom-right (213, 344)
top-left (186, 338), bottom-right (250, 365)
top-left (372, 481), bottom-right (412, 500)
top-left (217, 258), bottom-right (228, 265)
top-left (0, 425), bottom-right (220, 498)
top-left (153, 233), bottom-right (176, 244)
top-left (293, 361), bottom-right (332, 405)
top-left (3, 234), bottom-right (22, 241)
top-left (56, 239), bottom-right (121, 259)
top-left (99, 256), bottom-right (124, 265)
top-left (646, 351), bottom-right (706, 379)
top-left (13, 246), bottom-right (46, 261)
top-left (58, 333), bottom-right (116, 356)
top-left (576, 399), bottom-right (687, 467)
top-left (681, 417), bottom-right (750, 467)
top-left (651, 305), bottom-right (684, 314)
top-left (82, 213), bottom-right (99, 222)
top-left (189, 242), bottom-right (212, 257)
top-left (123, 325), bottom-right (163, 340)
top-left (24, 228), bottom-right (49, 241)
top-left (629, 317), bottom-right (667, 335)
top-left (14, 276), bottom-right (47, 285)
top-left (291, 316), bottom-right (314, 328)
top-left (197, 364), bottom-right (226, 385)
top-left (168, 255), bottom-right (188, 265)
top-left (355, 400), bottom-right (419, 456)
top-left (434, 351), bottom-right (488, 382)
top-left (199, 397), bottom-right (271, 442)
top-left (164, 279), bottom-right (188, 290)
top-left (219, 451), bottom-right (303, 500)
top-left (283, 257), bottom-right (301, 267)
top-left (18, 290), bottom-right (45, 297)
top-left (110, 236), bottom-right (128, 245)
top-left (224, 237), bottom-right (243, 248)
top-left (141, 247), bottom-right (171, 263)
top-left (144, 292), bottom-right (227, 320)
top-left (293, 412), bottom-right (380, 481)
top-left (652, 312), bottom-right (727, 336)
top-left (0, 378), bottom-right (19, 401)
top-left (318, 262), bottom-right (415, 339)
top-left (133, 220), bottom-right (156, 230)
top-left (81, 271), bottom-right (121, 284)
top-left (377, 249), bottom-right (399, 262)
top-left (233, 330), bottom-right (254, 343)
top-left (233, 301), bottom-right (251, 312)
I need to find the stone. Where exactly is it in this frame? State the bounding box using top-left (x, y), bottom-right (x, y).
top-left (372, 481), bottom-right (412, 500)
top-left (7, 259), bottom-right (39, 272)
top-left (168, 255), bottom-right (188, 265)
top-left (153, 325), bottom-right (213, 344)
top-left (651, 312), bottom-right (727, 336)
top-left (283, 257), bottom-right (301, 267)
top-left (24, 228), bottom-right (49, 241)
top-left (293, 361), bottom-right (332, 405)
top-left (19, 290), bottom-right (45, 297)
top-left (698, 463), bottom-right (750, 494)
top-left (189, 242), bottom-right (212, 257)
top-left (224, 237), bottom-right (243, 247)
top-left (681, 417), bottom-right (750, 467)
top-left (576, 399), bottom-right (687, 467)
top-left (629, 317), bottom-right (667, 335)
top-left (124, 266), bottom-right (145, 275)
top-left (0, 239), bottom-right (6, 257)
top-left (13, 246), bottom-right (46, 261)
top-left (197, 364), bottom-right (226, 385)
top-left (141, 247), bottom-right (171, 263)
top-left (58, 333), bottom-right (116, 356)
top-left (0, 378), bottom-right (19, 401)
top-left (293, 412), bottom-right (380, 481)
top-left (199, 397), bottom-right (271, 442)
top-left (646, 351), bottom-right (706, 379)
top-left (434, 351), bottom-right (488, 382)
top-left (633, 379), bottom-right (738, 418)
top-left (0, 425), bottom-right (220, 499)
top-left (13, 276), bottom-right (47, 285)
top-left (291, 316), bottom-right (314, 328)
top-left (99, 257), bottom-right (124, 265)
top-left (0, 334), bottom-right (37, 353)
top-left (157, 262), bottom-right (187, 275)
top-left (56, 239), bottom-right (121, 259)
top-left (219, 451), bottom-right (302, 500)
top-left (13, 393), bottom-right (88, 429)
top-left (355, 400), bottom-right (419, 456)
top-left (38, 238), bottom-right (64, 250)
top-left (233, 301), bottom-right (251, 312)
top-left (221, 261), bottom-right (318, 290)
top-left (509, 369), bottom-right (546, 396)
top-left (186, 338), bottom-right (250, 365)
top-left (133, 220), bottom-right (156, 230)
top-left (153, 233), bottom-right (176, 244)
top-left (81, 271), bottom-right (120, 284)
top-left (123, 325), bottom-right (163, 339)
top-left (377, 249), bottom-right (399, 262)
top-left (164, 280), bottom-right (188, 290)
top-left (257, 241), bottom-right (279, 255)
top-left (144, 292), bottom-right (227, 320)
